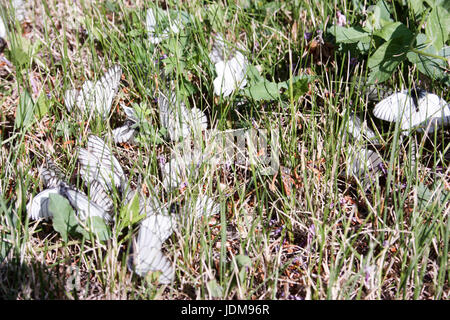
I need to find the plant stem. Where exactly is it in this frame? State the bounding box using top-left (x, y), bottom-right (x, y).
top-left (410, 48), bottom-right (448, 64)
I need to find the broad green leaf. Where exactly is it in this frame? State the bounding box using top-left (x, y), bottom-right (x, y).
top-left (374, 22), bottom-right (413, 42)
top-left (49, 193), bottom-right (79, 242)
top-left (14, 90), bottom-right (36, 129)
top-left (35, 91), bottom-right (49, 119)
top-left (416, 181), bottom-right (449, 212)
top-left (292, 77), bottom-right (310, 100)
top-left (365, 0), bottom-right (393, 31)
top-left (332, 26), bottom-right (371, 44)
top-left (81, 216), bottom-right (112, 241)
top-left (425, 6), bottom-right (450, 51)
top-left (245, 76), bottom-right (312, 101)
top-left (246, 64), bottom-right (264, 83)
top-left (206, 279), bottom-right (223, 298)
top-left (367, 39), bottom-right (409, 83)
top-left (244, 79), bottom-right (285, 100)
top-left (410, 0), bottom-right (425, 15)
top-left (235, 254), bottom-right (252, 268)
top-left (407, 33), bottom-right (450, 84)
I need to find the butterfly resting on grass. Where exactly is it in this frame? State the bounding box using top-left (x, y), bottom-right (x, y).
top-left (372, 89), bottom-right (449, 166)
top-left (64, 65), bottom-right (122, 120)
top-left (27, 158), bottom-right (113, 223)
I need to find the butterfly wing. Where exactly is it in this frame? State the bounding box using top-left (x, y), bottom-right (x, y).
top-left (64, 88), bottom-right (80, 113)
top-left (373, 91), bottom-right (413, 124)
top-left (27, 188), bottom-right (60, 221)
top-left (345, 112), bottom-right (380, 145)
top-left (131, 207), bottom-right (175, 283)
top-left (348, 146), bottom-right (384, 190)
top-left (89, 179), bottom-right (114, 213)
top-left (40, 159), bottom-right (66, 189)
top-left (59, 185), bottom-right (112, 223)
top-left (86, 135), bottom-right (125, 188)
top-left (93, 65), bottom-right (122, 118)
top-left (186, 193), bottom-right (220, 218)
top-left (112, 124), bottom-right (136, 144)
top-left (409, 93), bottom-right (450, 133)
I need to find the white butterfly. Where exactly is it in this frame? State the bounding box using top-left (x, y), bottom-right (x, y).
top-left (129, 196), bottom-right (176, 284)
top-left (58, 183), bottom-right (112, 223)
top-left (11, 0), bottom-right (26, 22)
top-left (87, 179), bottom-right (114, 213)
top-left (0, 17), bottom-right (6, 39)
top-left (161, 149), bottom-right (205, 191)
top-left (210, 35), bottom-right (248, 97)
top-left (64, 65), bottom-right (122, 119)
top-left (146, 8), bottom-right (184, 44)
top-left (40, 159), bottom-right (66, 189)
top-left (27, 188), bottom-right (60, 221)
top-left (373, 89), bottom-right (450, 134)
top-left (185, 193), bottom-right (220, 218)
top-left (112, 105), bottom-right (139, 144)
top-left (373, 89), bottom-right (449, 166)
top-left (344, 111), bottom-right (380, 145)
top-left (78, 135), bottom-right (126, 194)
top-left (347, 145), bottom-right (384, 190)
top-left (29, 159), bottom-right (113, 222)
top-left (158, 91), bottom-right (208, 142)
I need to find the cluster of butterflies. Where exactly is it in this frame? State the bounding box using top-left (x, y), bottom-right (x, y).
top-left (344, 86), bottom-right (449, 192)
top-left (25, 5), bottom-right (251, 283)
top-left (146, 7), bottom-right (249, 97)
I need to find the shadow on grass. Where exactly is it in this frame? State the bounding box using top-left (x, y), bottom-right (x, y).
top-left (0, 257), bottom-right (72, 299)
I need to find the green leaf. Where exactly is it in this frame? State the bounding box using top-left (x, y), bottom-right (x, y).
top-left (425, 5), bottom-right (450, 52)
top-left (332, 26), bottom-right (371, 44)
top-left (118, 191), bottom-right (145, 230)
top-left (410, 0), bottom-right (425, 15)
top-left (49, 193), bottom-right (79, 242)
top-left (81, 217), bottom-right (112, 241)
top-left (374, 22), bottom-right (413, 42)
top-left (14, 90), bottom-right (36, 129)
top-left (365, 0), bottom-right (393, 31)
top-left (246, 64), bottom-right (264, 83)
top-left (407, 33), bottom-right (449, 84)
top-left (35, 91), bottom-right (49, 119)
top-left (244, 79), bottom-right (285, 100)
top-left (244, 76), bottom-right (312, 101)
top-left (367, 39), bottom-right (409, 83)
top-left (235, 254), bottom-right (252, 268)
top-left (292, 77), bottom-right (310, 100)
top-left (206, 279), bottom-right (223, 298)
top-left (416, 182), bottom-right (449, 212)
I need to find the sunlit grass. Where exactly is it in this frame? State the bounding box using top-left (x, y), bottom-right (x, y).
top-left (0, 0), bottom-right (448, 300)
